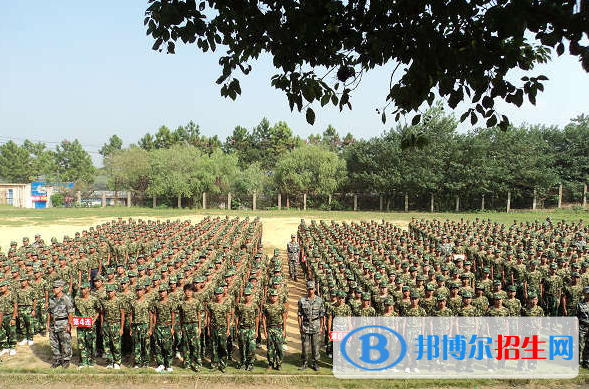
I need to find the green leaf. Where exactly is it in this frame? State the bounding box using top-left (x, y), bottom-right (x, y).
top-left (306, 108), bottom-right (316, 125)
top-left (411, 115), bottom-right (421, 126)
top-left (381, 112), bottom-right (386, 124)
top-left (486, 115), bottom-right (497, 127)
top-left (470, 111), bottom-right (478, 125)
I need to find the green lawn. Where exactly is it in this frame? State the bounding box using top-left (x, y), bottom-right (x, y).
top-left (0, 205), bottom-right (587, 227)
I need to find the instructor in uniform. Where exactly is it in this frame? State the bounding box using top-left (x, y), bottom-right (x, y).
top-left (47, 280), bottom-right (74, 368)
top-left (287, 234), bottom-right (300, 281)
top-left (297, 280), bottom-right (325, 371)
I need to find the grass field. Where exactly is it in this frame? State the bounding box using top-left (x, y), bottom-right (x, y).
top-left (1, 205), bottom-right (589, 388)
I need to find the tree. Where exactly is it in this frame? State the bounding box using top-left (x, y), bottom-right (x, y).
top-left (23, 140), bottom-right (54, 180)
top-left (0, 141), bottom-right (31, 182)
top-left (105, 146), bottom-right (150, 195)
top-left (274, 145), bottom-right (347, 200)
top-left (145, 1), bottom-right (588, 128)
top-left (99, 135), bottom-right (123, 159)
top-left (51, 140), bottom-right (96, 184)
top-left (147, 145), bottom-right (198, 206)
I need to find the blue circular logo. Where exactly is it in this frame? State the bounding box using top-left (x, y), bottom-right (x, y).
top-left (340, 325), bottom-right (407, 371)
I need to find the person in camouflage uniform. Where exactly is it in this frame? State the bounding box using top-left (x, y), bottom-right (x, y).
top-left (179, 283), bottom-right (202, 371)
top-left (129, 283), bottom-right (152, 368)
top-left (404, 292), bottom-right (426, 373)
top-left (0, 280), bottom-right (17, 356)
top-left (235, 287), bottom-right (259, 370)
top-left (31, 267), bottom-right (48, 336)
top-left (150, 284), bottom-right (176, 373)
top-left (101, 283), bottom-right (124, 369)
top-left (263, 288), bottom-right (287, 370)
top-left (576, 285), bottom-right (589, 368)
top-left (298, 280), bottom-right (325, 371)
top-left (16, 275), bottom-right (37, 346)
top-left (520, 292), bottom-right (543, 371)
top-left (47, 280), bottom-right (74, 368)
top-left (542, 263), bottom-right (562, 317)
top-left (287, 234), bottom-right (301, 281)
top-left (207, 287), bottom-right (231, 372)
top-left (74, 282), bottom-right (100, 368)
top-left (486, 294), bottom-right (509, 371)
top-left (457, 291), bottom-right (477, 372)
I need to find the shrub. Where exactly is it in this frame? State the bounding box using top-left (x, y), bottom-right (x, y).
top-left (50, 193), bottom-right (65, 207)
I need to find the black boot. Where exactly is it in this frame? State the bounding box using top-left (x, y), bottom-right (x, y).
top-left (50, 360), bottom-right (62, 368)
top-left (298, 363), bottom-right (308, 370)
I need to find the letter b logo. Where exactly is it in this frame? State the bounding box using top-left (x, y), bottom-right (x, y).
top-left (359, 333), bottom-right (390, 364)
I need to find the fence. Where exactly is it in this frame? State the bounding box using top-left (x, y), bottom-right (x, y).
top-left (119, 182), bottom-right (588, 213)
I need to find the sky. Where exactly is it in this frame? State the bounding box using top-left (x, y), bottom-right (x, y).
top-left (1, 1), bottom-right (588, 165)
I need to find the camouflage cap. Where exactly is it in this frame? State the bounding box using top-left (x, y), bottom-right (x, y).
top-left (105, 283), bottom-right (117, 292)
top-left (361, 292), bottom-right (371, 301)
top-left (268, 289), bottom-right (278, 296)
top-left (80, 282), bottom-right (91, 289)
top-left (214, 287), bottom-right (224, 295)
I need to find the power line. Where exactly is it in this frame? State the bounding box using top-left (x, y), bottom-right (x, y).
top-left (0, 136), bottom-right (103, 154)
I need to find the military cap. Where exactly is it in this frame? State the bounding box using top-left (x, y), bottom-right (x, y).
top-left (53, 279), bottom-right (66, 288)
top-left (135, 284), bottom-right (144, 291)
top-left (462, 291), bottom-right (473, 298)
top-left (214, 287), bottom-right (224, 295)
top-left (128, 271), bottom-right (138, 277)
top-left (384, 297), bottom-right (394, 306)
top-left (106, 267), bottom-right (115, 274)
top-left (361, 292), bottom-right (371, 301)
top-left (450, 282), bottom-right (459, 289)
top-left (337, 290), bottom-right (346, 298)
top-left (268, 289), bottom-right (278, 296)
top-left (80, 282), bottom-right (91, 289)
top-left (572, 272), bottom-right (581, 277)
top-left (243, 288), bottom-right (253, 296)
top-left (437, 295), bottom-right (446, 301)
top-left (121, 276), bottom-right (130, 284)
top-left (106, 284), bottom-right (117, 292)
top-left (402, 285), bottom-right (410, 291)
top-left (410, 291), bottom-right (420, 299)
top-left (159, 285), bottom-right (169, 292)
top-left (507, 285), bottom-right (516, 292)
top-left (550, 263), bottom-right (558, 269)
top-left (0, 280), bottom-right (9, 287)
top-left (425, 284), bottom-right (435, 291)
top-left (493, 280), bottom-right (502, 286)
top-left (527, 292), bottom-right (537, 299)
top-left (435, 275), bottom-right (445, 281)
top-left (483, 267), bottom-right (490, 274)
top-left (20, 275), bottom-right (29, 281)
top-left (492, 293), bottom-right (504, 300)
top-left (306, 281), bottom-right (316, 289)
top-left (93, 275), bottom-right (104, 281)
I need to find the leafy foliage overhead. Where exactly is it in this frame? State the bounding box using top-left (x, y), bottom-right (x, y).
top-left (145, 0), bottom-right (589, 128)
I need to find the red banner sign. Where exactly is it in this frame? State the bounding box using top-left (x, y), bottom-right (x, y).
top-left (329, 331), bottom-right (349, 341)
top-left (72, 317), bottom-right (93, 327)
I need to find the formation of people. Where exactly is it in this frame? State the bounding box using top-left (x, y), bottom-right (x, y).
top-left (296, 217), bottom-right (589, 371)
top-left (2, 215), bottom-right (589, 372)
top-left (0, 216), bottom-right (291, 372)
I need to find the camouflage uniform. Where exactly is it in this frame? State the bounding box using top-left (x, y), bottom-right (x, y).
top-left (152, 296), bottom-right (176, 369)
top-left (208, 299), bottom-right (230, 370)
top-left (235, 301), bottom-right (258, 368)
top-left (129, 293), bottom-right (152, 368)
top-left (287, 240), bottom-right (301, 281)
top-left (47, 290), bottom-right (75, 365)
top-left (298, 293), bottom-right (325, 368)
top-left (74, 293), bottom-right (100, 366)
top-left (576, 297), bottom-right (589, 367)
top-left (101, 296), bottom-right (123, 365)
top-left (263, 300), bottom-right (286, 368)
top-left (16, 284), bottom-right (36, 342)
top-left (0, 289), bottom-right (17, 350)
top-left (179, 296), bottom-right (202, 369)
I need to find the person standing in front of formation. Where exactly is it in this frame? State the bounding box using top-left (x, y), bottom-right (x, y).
top-left (297, 281), bottom-right (325, 371)
top-left (287, 234), bottom-right (301, 281)
top-left (47, 280), bottom-right (74, 368)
